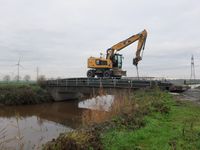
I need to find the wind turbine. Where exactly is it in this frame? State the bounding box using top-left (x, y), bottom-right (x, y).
top-left (15, 57), bottom-right (24, 82)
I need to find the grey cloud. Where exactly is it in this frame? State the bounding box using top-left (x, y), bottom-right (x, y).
top-left (0, 0), bottom-right (199, 79)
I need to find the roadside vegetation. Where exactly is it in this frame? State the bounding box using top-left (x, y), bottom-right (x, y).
top-left (44, 89), bottom-right (200, 150)
top-left (0, 82), bottom-right (53, 105)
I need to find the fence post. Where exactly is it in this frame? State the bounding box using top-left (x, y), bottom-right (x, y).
top-left (131, 80), bottom-right (132, 88)
top-left (76, 78), bottom-right (78, 86)
top-left (113, 78), bottom-right (116, 88)
top-left (100, 78), bottom-right (102, 88)
top-left (87, 78), bottom-right (89, 86)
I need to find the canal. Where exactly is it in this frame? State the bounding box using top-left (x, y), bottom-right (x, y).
top-left (0, 95), bottom-right (114, 149)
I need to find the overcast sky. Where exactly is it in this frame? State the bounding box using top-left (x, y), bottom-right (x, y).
top-left (0, 0), bottom-right (199, 80)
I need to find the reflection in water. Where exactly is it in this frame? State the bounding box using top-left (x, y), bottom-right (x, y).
top-left (0, 101), bottom-right (82, 149)
top-left (0, 101), bottom-right (83, 128)
top-left (78, 95), bottom-right (114, 111)
top-left (0, 117), bottom-right (69, 149)
top-left (79, 95), bottom-right (116, 125)
top-left (0, 95), bottom-right (115, 149)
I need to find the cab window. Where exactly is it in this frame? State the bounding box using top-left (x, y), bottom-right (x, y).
top-left (96, 60), bottom-right (107, 65)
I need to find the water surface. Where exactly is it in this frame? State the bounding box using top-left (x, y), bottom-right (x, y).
top-left (0, 96), bottom-right (114, 149)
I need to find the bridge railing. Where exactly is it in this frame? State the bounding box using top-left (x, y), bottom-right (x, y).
top-left (46, 78), bottom-right (172, 89)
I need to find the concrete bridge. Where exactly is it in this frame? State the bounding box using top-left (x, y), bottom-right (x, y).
top-left (45, 78), bottom-right (173, 101)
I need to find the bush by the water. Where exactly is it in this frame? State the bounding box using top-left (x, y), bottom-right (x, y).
top-left (0, 83), bottom-right (53, 105)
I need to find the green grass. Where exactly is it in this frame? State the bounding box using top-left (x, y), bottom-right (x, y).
top-left (102, 91), bottom-right (200, 150)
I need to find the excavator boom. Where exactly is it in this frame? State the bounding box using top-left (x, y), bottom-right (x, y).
top-left (107, 29), bottom-right (147, 66)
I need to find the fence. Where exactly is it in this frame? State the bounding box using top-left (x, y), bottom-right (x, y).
top-left (46, 78), bottom-right (172, 90)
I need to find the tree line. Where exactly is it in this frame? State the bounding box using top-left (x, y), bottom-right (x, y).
top-left (3, 75), bottom-right (31, 82)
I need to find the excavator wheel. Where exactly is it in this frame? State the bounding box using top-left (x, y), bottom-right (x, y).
top-left (87, 70), bottom-right (95, 78)
top-left (103, 71), bottom-right (111, 78)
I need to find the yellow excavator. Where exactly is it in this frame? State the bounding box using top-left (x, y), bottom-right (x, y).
top-left (87, 29), bottom-right (147, 78)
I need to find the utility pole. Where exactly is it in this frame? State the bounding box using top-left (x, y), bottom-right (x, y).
top-left (17, 64), bottom-right (19, 81)
top-left (36, 67), bottom-right (39, 81)
top-left (16, 58), bottom-right (20, 82)
top-left (190, 55), bottom-right (195, 81)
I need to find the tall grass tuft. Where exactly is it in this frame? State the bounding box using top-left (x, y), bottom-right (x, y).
top-left (81, 90), bottom-right (136, 126)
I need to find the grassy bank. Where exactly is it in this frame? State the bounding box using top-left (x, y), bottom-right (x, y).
top-left (102, 91), bottom-right (200, 150)
top-left (44, 89), bottom-right (200, 150)
top-left (0, 83), bottom-right (53, 105)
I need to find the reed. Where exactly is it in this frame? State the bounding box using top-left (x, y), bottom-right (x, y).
top-left (81, 90), bottom-right (136, 126)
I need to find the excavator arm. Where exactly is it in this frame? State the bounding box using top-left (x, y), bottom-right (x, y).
top-left (106, 29), bottom-right (147, 66)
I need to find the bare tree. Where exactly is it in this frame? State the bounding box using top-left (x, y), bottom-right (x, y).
top-left (38, 75), bottom-right (46, 81)
top-left (37, 75), bottom-right (46, 87)
top-left (14, 75), bottom-right (21, 81)
top-left (3, 75), bottom-right (11, 83)
top-left (24, 75), bottom-right (31, 82)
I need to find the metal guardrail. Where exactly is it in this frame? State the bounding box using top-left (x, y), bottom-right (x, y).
top-left (46, 78), bottom-right (172, 90)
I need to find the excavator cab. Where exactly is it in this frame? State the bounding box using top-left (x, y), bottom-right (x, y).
top-left (111, 53), bottom-right (126, 77)
top-left (112, 54), bottom-right (123, 69)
